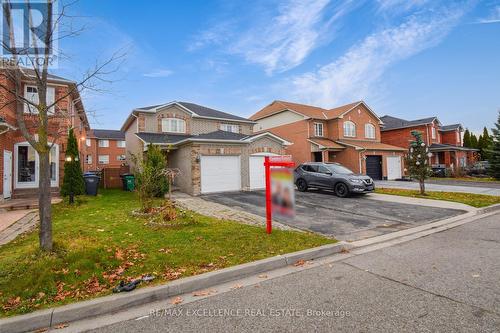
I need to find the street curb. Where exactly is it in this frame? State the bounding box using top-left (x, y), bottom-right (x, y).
top-left (0, 242), bottom-right (351, 333)
top-left (476, 203), bottom-right (500, 214)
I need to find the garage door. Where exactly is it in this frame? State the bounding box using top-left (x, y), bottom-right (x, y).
top-left (366, 155), bottom-right (382, 180)
top-left (200, 155), bottom-right (241, 193)
top-left (386, 156), bottom-right (402, 180)
top-left (249, 154), bottom-right (280, 190)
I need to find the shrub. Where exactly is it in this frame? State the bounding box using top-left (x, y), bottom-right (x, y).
top-left (61, 128), bottom-right (85, 196)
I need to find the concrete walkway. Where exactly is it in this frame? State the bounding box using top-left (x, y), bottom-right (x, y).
top-left (0, 210), bottom-right (38, 245)
top-left (376, 180), bottom-right (500, 196)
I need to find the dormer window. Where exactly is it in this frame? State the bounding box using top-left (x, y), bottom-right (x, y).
top-left (314, 123), bottom-right (324, 137)
top-left (24, 85), bottom-right (55, 114)
top-left (162, 118), bottom-right (186, 133)
top-left (365, 123), bottom-right (375, 139)
top-left (343, 121), bottom-right (356, 137)
top-left (220, 123), bottom-right (239, 133)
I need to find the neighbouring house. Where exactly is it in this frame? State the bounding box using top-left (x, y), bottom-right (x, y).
top-left (0, 68), bottom-right (89, 200)
top-left (250, 100), bottom-right (406, 180)
top-left (121, 101), bottom-right (291, 195)
top-left (380, 115), bottom-right (478, 170)
top-left (83, 129), bottom-right (126, 172)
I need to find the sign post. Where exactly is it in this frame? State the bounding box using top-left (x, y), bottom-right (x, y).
top-left (264, 156), bottom-right (295, 234)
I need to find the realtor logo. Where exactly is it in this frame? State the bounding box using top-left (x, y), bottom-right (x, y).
top-left (1, 0), bottom-right (58, 67)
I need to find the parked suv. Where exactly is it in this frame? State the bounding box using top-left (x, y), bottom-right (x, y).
top-left (294, 162), bottom-right (375, 197)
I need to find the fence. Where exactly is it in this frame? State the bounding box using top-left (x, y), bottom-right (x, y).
top-left (100, 165), bottom-right (130, 189)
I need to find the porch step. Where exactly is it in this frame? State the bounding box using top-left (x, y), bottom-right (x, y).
top-left (11, 188), bottom-right (60, 200)
top-left (0, 196), bottom-right (62, 211)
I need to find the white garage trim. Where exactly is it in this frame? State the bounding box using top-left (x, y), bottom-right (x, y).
top-left (249, 153), bottom-right (279, 190)
top-left (386, 156), bottom-right (402, 180)
top-left (200, 155), bottom-right (241, 193)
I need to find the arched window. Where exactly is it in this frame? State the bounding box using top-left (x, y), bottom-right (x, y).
top-left (162, 118), bottom-right (186, 133)
top-left (365, 123), bottom-right (376, 139)
top-left (343, 121), bottom-right (356, 137)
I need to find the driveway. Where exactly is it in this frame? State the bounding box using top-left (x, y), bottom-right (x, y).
top-left (376, 180), bottom-right (500, 196)
top-left (201, 190), bottom-right (465, 241)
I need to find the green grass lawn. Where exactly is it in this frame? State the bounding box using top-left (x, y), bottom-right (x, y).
top-left (0, 190), bottom-right (332, 317)
top-left (375, 188), bottom-right (500, 208)
top-left (430, 177), bottom-right (500, 183)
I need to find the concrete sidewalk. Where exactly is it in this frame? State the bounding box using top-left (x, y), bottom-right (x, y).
top-left (376, 180), bottom-right (500, 196)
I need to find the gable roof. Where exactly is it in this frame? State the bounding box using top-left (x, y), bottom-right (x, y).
top-left (440, 124), bottom-right (463, 132)
top-left (91, 129), bottom-right (125, 140)
top-left (336, 139), bottom-right (406, 151)
top-left (249, 100), bottom-right (382, 123)
top-left (380, 115), bottom-right (439, 131)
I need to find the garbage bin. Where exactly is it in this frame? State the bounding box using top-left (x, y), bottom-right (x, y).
top-left (83, 174), bottom-right (100, 196)
top-left (121, 174), bottom-right (135, 191)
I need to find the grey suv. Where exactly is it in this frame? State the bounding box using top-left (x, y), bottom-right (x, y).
top-left (294, 162), bottom-right (375, 197)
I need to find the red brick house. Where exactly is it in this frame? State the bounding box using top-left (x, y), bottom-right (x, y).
top-left (380, 115), bottom-right (477, 170)
top-left (83, 129), bottom-right (126, 172)
top-left (0, 69), bottom-right (89, 200)
top-left (250, 100), bottom-right (406, 180)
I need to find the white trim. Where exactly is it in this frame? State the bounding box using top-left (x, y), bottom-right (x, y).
top-left (314, 122), bottom-right (324, 137)
top-left (337, 101), bottom-right (384, 124)
top-left (3, 150), bottom-right (12, 198)
top-left (161, 118), bottom-right (186, 134)
top-left (365, 123), bottom-right (376, 139)
top-left (242, 132), bottom-right (292, 145)
top-left (343, 121), bottom-right (356, 137)
top-left (14, 142), bottom-right (59, 189)
top-left (250, 107), bottom-right (310, 122)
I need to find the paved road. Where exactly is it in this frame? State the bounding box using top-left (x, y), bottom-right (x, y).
top-left (90, 212), bottom-right (500, 332)
top-left (376, 180), bottom-right (500, 196)
top-left (201, 190), bottom-right (464, 241)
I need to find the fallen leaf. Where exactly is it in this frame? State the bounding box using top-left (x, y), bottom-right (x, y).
top-left (192, 289), bottom-right (217, 297)
top-left (34, 328), bottom-right (48, 333)
top-left (170, 296), bottom-right (183, 305)
top-left (115, 249), bottom-right (124, 260)
top-left (54, 323), bottom-right (68, 329)
top-left (97, 229), bottom-right (105, 232)
top-left (293, 259), bottom-right (305, 267)
top-left (258, 274), bottom-right (268, 279)
top-left (231, 284), bottom-right (243, 290)
top-left (340, 248), bottom-right (350, 254)
top-left (62, 268), bottom-right (69, 275)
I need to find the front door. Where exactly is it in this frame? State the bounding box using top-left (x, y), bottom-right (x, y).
top-left (366, 155), bottom-right (382, 180)
top-left (14, 142), bottom-right (59, 189)
top-left (3, 150), bottom-right (12, 199)
top-left (313, 151), bottom-right (323, 162)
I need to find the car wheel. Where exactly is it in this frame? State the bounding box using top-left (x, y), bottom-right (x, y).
top-left (334, 182), bottom-right (350, 197)
top-left (296, 179), bottom-right (308, 192)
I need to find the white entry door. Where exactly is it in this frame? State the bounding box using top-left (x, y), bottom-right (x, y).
top-left (386, 156), bottom-right (402, 180)
top-left (249, 153), bottom-right (279, 190)
top-left (200, 155), bottom-right (241, 194)
top-left (3, 150), bottom-right (12, 199)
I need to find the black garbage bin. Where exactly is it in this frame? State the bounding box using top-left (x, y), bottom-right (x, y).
top-left (83, 174), bottom-right (100, 196)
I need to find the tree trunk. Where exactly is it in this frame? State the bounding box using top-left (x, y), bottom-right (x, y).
top-left (419, 178), bottom-right (426, 195)
top-left (38, 150), bottom-right (53, 251)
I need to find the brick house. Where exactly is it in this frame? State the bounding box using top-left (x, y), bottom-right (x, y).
top-left (380, 115), bottom-right (477, 170)
top-left (250, 100), bottom-right (406, 180)
top-left (0, 68), bottom-right (89, 200)
top-left (122, 101), bottom-right (290, 195)
top-left (83, 129), bottom-right (126, 172)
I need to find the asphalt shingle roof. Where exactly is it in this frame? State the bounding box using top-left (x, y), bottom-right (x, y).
top-left (195, 130), bottom-right (247, 140)
top-left (177, 102), bottom-right (250, 122)
top-left (136, 132), bottom-right (192, 144)
top-left (92, 129), bottom-right (125, 140)
top-left (440, 124), bottom-right (462, 131)
top-left (380, 115), bottom-right (437, 131)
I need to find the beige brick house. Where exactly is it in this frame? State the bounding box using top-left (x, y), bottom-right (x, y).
top-left (121, 101), bottom-right (291, 195)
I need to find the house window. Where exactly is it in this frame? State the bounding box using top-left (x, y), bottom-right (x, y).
top-left (365, 123), bottom-right (376, 139)
top-left (220, 123), bottom-right (239, 133)
top-left (86, 155), bottom-right (92, 165)
top-left (116, 140), bottom-right (126, 148)
top-left (98, 140), bottom-right (109, 148)
top-left (431, 127), bottom-right (436, 139)
top-left (314, 123), bottom-right (324, 137)
top-left (85, 139), bottom-right (91, 147)
top-left (343, 121), bottom-right (356, 137)
top-left (24, 85), bottom-right (55, 114)
top-left (117, 154), bottom-right (126, 161)
top-left (162, 118), bottom-right (186, 133)
top-left (98, 155), bottom-right (109, 164)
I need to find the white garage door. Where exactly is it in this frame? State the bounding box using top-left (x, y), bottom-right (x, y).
top-left (200, 155), bottom-right (241, 194)
top-left (386, 156), bottom-right (402, 180)
top-left (249, 153), bottom-right (279, 190)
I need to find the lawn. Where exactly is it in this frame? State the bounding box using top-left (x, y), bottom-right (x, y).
top-left (430, 177), bottom-right (500, 183)
top-left (0, 190), bottom-right (332, 317)
top-left (375, 188), bottom-right (500, 208)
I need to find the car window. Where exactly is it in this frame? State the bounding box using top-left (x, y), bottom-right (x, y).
top-left (318, 166), bottom-right (331, 174)
top-left (326, 164), bottom-right (354, 174)
top-left (302, 165), bottom-right (318, 172)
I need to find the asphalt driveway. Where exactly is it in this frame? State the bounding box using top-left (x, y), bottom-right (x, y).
top-left (201, 190), bottom-right (465, 241)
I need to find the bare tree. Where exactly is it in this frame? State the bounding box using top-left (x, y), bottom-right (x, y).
top-left (0, 0), bottom-right (122, 251)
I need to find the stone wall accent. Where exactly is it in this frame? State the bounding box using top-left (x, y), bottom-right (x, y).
top-left (191, 118), bottom-right (252, 135)
top-left (156, 106), bottom-right (191, 134)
